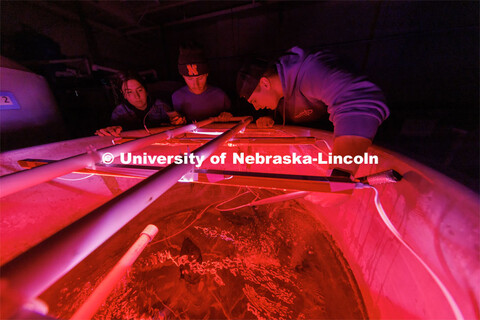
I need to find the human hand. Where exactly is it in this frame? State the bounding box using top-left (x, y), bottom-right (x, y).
top-left (95, 126), bottom-right (122, 137)
top-left (256, 116), bottom-right (274, 128)
top-left (171, 115), bottom-right (186, 125)
top-left (216, 112), bottom-right (233, 122)
top-left (167, 111), bottom-right (186, 125)
top-left (331, 136), bottom-right (372, 176)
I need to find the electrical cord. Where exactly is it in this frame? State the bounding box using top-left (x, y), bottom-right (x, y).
top-left (357, 183), bottom-right (464, 320)
top-left (143, 109), bottom-right (152, 135)
top-left (150, 201), bottom-right (218, 246)
top-left (150, 188), bottom-right (247, 246)
top-left (215, 188), bottom-right (260, 212)
top-left (150, 187), bottom-right (255, 245)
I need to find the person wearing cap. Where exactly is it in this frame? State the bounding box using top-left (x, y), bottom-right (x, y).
top-left (237, 46), bottom-right (389, 176)
top-left (172, 43), bottom-right (231, 122)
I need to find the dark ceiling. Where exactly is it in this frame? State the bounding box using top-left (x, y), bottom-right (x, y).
top-left (31, 0), bottom-right (267, 44)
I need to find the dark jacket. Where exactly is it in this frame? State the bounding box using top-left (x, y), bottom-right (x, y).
top-left (111, 98), bottom-right (171, 131)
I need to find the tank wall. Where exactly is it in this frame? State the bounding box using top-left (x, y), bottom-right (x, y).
top-left (0, 125), bottom-right (478, 318)
top-left (302, 141), bottom-right (479, 318)
top-left (0, 67), bottom-right (67, 150)
top-left (0, 135), bottom-right (137, 264)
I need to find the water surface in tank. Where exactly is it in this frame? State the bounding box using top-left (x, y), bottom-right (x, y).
top-left (40, 184), bottom-right (367, 319)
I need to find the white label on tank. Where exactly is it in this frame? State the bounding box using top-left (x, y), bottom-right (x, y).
top-left (0, 92), bottom-right (21, 110)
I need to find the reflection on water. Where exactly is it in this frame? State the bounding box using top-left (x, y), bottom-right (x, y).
top-left (44, 187), bottom-right (367, 319)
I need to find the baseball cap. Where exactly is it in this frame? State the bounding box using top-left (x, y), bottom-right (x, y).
top-left (178, 45), bottom-right (209, 77)
top-left (236, 57), bottom-right (270, 99)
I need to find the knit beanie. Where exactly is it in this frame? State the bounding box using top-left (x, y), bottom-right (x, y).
top-left (178, 46), bottom-right (208, 76)
top-left (236, 57), bottom-right (269, 99)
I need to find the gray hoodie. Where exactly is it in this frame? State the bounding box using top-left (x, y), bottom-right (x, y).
top-left (276, 47), bottom-right (389, 139)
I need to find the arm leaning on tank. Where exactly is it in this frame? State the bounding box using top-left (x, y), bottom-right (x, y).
top-left (215, 91), bottom-right (234, 122)
top-left (152, 99), bottom-right (185, 126)
top-left (95, 104), bottom-right (127, 137)
top-left (170, 90), bottom-right (187, 125)
top-left (300, 52), bottom-right (390, 176)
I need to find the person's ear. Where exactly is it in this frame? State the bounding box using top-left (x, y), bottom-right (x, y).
top-left (259, 77), bottom-right (271, 90)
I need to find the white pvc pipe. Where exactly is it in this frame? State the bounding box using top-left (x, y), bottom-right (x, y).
top-left (0, 119), bottom-right (214, 198)
top-left (70, 224), bottom-right (158, 320)
top-left (0, 117), bottom-right (252, 317)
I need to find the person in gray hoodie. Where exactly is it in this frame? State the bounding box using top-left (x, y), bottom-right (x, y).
top-left (236, 46), bottom-right (389, 175)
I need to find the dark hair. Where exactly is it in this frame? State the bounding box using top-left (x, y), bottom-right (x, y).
top-left (263, 63), bottom-right (278, 78)
top-left (236, 57), bottom-right (277, 99)
top-left (112, 71), bottom-right (148, 105)
top-left (178, 41), bottom-right (208, 76)
top-left (116, 71), bottom-right (147, 92)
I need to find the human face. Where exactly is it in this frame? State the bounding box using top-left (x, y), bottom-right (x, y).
top-left (122, 79), bottom-right (148, 110)
top-left (247, 79), bottom-right (279, 110)
top-left (183, 73), bottom-right (208, 95)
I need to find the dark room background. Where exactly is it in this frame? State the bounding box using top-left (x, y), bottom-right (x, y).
top-left (1, 0), bottom-right (478, 191)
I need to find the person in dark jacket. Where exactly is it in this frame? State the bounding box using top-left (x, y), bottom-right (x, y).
top-left (96, 72), bottom-right (183, 137)
top-left (237, 46), bottom-right (390, 175)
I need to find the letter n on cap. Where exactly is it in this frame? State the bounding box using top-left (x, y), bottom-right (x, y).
top-left (187, 64), bottom-right (198, 76)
